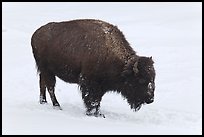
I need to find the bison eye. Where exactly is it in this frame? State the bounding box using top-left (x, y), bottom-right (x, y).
top-left (139, 79), bottom-right (146, 84)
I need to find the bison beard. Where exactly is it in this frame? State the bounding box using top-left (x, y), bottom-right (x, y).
top-left (31, 19), bottom-right (156, 118)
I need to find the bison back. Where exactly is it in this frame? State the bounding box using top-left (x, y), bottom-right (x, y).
top-left (31, 19), bottom-right (134, 83)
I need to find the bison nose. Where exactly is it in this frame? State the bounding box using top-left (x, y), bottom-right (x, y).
top-left (145, 97), bottom-right (154, 104)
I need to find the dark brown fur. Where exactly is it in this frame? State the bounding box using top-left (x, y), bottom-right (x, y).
top-left (31, 19), bottom-right (156, 117)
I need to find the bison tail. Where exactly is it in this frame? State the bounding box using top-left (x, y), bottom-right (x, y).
top-left (31, 43), bottom-right (41, 74)
top-left (32, 51), bottom-right (41, 74)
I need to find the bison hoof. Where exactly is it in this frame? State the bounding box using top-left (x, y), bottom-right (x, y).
top-left (39, 100), bottom-right (47, 104)
top-left (86, 111), bottom-right (105, 118)
top-left (97, 113), bottom-right (105, 118)
top-left (53, 105), bottom-right (62, 110)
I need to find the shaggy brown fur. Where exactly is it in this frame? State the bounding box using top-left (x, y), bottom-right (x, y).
top-left (31, 19), bottom-right (156, 117)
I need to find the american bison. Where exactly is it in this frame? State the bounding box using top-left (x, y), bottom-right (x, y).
top-left (31, 19), bottom-right (156, 118)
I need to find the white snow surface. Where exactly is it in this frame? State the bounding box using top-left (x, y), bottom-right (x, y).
top-left (2, 2), bottom-right (202, 135)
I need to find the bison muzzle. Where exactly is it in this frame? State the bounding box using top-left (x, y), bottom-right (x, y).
top-left (31, 19), bottom-right (156, 118)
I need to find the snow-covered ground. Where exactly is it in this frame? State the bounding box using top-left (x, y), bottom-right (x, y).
top-left (2, 2), bottom-right (202, 135)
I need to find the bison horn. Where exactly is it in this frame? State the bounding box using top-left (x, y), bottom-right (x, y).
top-left (133, 61), bottom-right (139, 74)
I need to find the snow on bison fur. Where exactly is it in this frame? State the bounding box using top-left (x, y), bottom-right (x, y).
top-left (31, 19), bottom-right (156, 117)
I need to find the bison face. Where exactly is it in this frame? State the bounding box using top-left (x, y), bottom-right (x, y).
top-left (138, 78), bottom-right (155, 104)
top-left (122, 56), bottom-right (155, 111)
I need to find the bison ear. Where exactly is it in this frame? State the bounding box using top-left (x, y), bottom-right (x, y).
top-left (149, 56), bottom-right (154, 63)
top-left (133, 61), bottom-right (139, 74)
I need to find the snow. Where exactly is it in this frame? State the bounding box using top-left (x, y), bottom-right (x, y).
top-left (2, 2), bottom-right (202, 135)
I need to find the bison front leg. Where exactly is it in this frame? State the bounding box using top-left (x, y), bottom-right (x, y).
top-left (81, 87), bottom-right (105, 118)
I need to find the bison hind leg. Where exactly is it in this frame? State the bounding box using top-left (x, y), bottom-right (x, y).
top-left (39, 73), bottom-right (47, 104)
top-left (39, 71), bottom-right (61, 110)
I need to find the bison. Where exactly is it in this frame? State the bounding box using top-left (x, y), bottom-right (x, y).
top-left (31, 19), bottom-right (156, 118)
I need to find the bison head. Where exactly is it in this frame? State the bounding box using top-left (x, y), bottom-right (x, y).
top-left (121, 56), bottom-right (156, 111)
